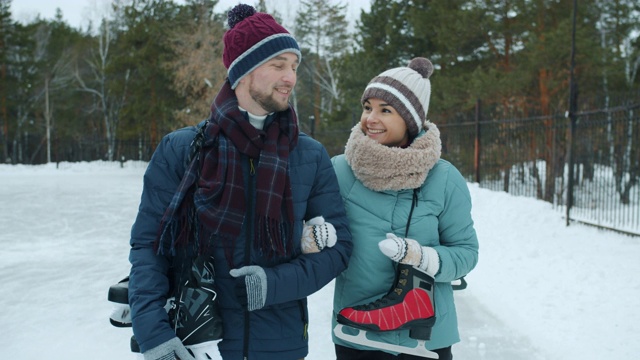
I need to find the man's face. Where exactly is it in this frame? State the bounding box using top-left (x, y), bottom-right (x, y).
top-left (243, 52), bottom-right (298, 114)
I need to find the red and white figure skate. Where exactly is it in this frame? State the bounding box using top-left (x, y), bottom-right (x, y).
top-left (334, 263), bottom-right (439, 359)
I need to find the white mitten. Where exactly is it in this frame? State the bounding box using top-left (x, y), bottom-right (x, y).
top-left (378, 233), bottom-right (440, 277)
top-left (301, 216), bottom-right (337, 254)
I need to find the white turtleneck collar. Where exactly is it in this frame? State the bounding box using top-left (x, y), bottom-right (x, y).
top-left (238, 106), bottom-right (272, 130)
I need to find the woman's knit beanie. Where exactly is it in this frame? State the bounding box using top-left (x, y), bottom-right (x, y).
top-left (361, 58), bottom-right (434, 138)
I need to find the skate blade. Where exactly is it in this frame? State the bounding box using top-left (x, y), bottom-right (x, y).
top-left (109, 303), bottom-right (132, 327)
top-left (333, 324), bottom-right (439, 359)
top-left (186, 340), bottom-right (220, 360)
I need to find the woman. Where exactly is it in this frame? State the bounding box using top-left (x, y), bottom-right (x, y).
top-left (331, 57), bottom-right (479, 360)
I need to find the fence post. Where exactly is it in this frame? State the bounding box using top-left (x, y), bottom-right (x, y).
top-left (309, 115), bottom-right (315, 138)
top-left (474, 99), bottom-right (481, 183)
top-left (566, 0), bottom-right (578, 226)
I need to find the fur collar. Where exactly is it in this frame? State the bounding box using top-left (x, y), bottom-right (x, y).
top-left (344, 122), bottom-right (441, 191)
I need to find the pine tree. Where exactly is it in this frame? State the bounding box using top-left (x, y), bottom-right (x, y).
top-left (0, 0), bottom-right (13, 162)
top-left (295, 0), bottom-right (350, 128)
top-left (114, 0), bottom-right (183, 150)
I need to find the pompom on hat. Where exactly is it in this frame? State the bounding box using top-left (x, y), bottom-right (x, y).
top-left (223, 4), bottom-right (301, 89)
top-left (361, 57), bottom-right (434, 138)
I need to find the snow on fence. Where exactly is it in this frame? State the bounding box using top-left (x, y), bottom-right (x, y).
top-left (439, 101), bottom-right (640, 236)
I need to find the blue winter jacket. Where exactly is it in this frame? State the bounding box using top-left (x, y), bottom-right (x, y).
top-left (331, 154), bottom-right (478, 352)
top-left (128, 119), bottom-right (352, 360)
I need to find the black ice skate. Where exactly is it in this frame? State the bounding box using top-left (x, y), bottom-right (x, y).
top-left (107, 255), bottom-right (222, 360)
top-left (171, 255), bottom-right (223, 357)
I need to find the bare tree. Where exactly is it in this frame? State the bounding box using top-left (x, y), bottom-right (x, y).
top-left (36, 17), bottom-right (76, 163)
top-left (41, 51), bottom-right (74, 163)
top-left (295, 0), bottom-right (350, 127)
top-left (75, 18), bottom-right (129, 161)
top-left (596, 0), bottom-right (640, 203)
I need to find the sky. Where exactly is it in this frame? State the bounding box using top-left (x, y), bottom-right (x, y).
top-left (10, 0), bottom-right (372, 30)
top-left (1, 160), bottom-right (638, 359)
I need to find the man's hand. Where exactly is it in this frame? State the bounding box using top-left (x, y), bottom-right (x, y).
top-left (142, 337), bottom-right (195, 360)
top-left (230, 266), bottom-right (267, 311)
top-left (301, 216), bottom-right (337, 254)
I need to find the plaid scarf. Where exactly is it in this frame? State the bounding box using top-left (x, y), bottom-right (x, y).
top-left (157, 81), bottom-right (298, 264)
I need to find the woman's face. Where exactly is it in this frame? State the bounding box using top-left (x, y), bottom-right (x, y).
top-left (360, 98), bottom-right (409, 147)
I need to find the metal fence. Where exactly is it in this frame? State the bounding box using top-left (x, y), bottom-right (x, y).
top-left (31, 97), bottom-right (640, 237)
top-left (438, 101), bottom-right (640, 236)
top-left (302, 96), bottom-right (640, 236)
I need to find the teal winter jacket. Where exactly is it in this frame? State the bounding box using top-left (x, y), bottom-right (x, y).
top-left (330, 126), bottom-right (478, 352)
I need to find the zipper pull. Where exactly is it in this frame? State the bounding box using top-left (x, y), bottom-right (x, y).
top-left (249, 158), bottom-right (256, 175)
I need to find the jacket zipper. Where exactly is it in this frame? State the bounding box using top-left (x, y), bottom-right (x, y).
top-left (243, 158), bottom-right (256, 360)
top-left (299, 300), bottom-right (308, 340)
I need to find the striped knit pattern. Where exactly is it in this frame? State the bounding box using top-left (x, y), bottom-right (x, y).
top-left (362, 76), bottom-right (426, 137)
top-left (227, 33), bottom-right (301, 89)
top-left (360, 58), bottom-right (433, 138)
top-left (223, 6), bottom-right (301, 89)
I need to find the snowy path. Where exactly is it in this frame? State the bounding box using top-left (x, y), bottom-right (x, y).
top-left (454, 290), bottom-right (546, 360)
top-left (2, 162), bottom-right (638, 359)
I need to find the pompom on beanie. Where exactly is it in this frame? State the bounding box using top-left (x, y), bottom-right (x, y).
top-left (361, 57), bottom-right (434, 138)
top-left (223, 4), bottom-right (301, 89)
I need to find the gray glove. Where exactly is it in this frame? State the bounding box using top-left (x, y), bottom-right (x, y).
top-left (229, 265), bottom-right (267, 311)
top-left (142, 337), bottom-right (195, 360)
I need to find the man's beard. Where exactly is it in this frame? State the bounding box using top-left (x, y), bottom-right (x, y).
top-left (249, 85), bottom-right (290, 113)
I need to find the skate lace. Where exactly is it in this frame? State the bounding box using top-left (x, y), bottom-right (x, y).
top-left (353, 265), bottom-right (411, 311)
top-left (352, 191), bottom-right (421, 312)
top-left (355, 286), bottom-right (402, 310)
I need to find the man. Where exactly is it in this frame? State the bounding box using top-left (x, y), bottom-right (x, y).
top-left (128, 4), bottom-right (352, 360)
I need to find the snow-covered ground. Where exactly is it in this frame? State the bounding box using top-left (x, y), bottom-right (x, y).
top-left (1, 161), bottom-right (638, 359)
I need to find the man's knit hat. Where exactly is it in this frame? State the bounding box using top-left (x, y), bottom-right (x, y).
top-left (223, 4), bottom-right (301, 89)
top-left (361, 57), bottom-right (434, 138)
